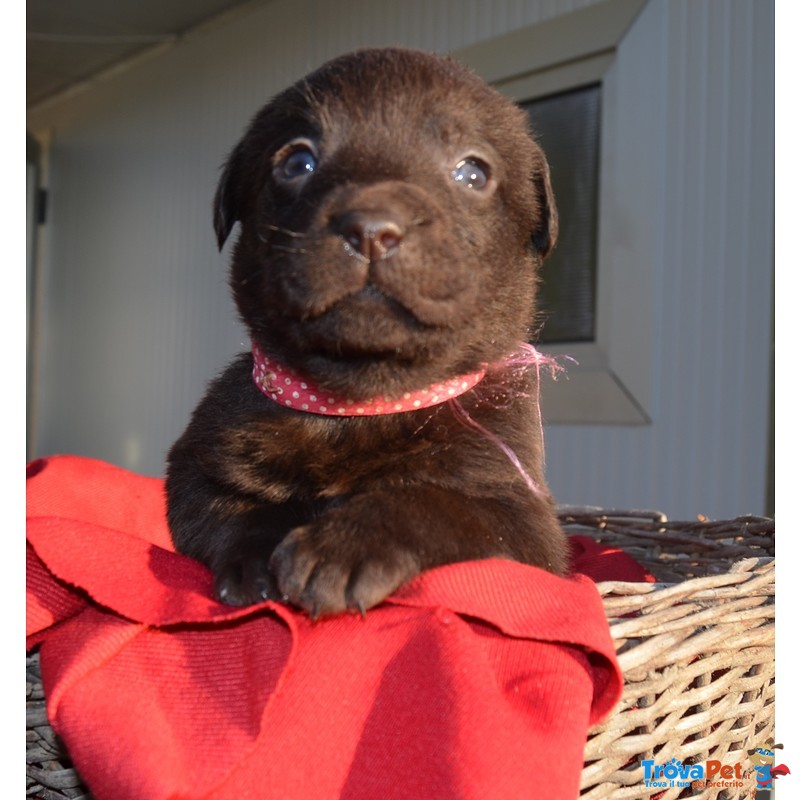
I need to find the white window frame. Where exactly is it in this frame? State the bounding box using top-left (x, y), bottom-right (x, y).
top-left (456, 0), bottom-right (654, 424)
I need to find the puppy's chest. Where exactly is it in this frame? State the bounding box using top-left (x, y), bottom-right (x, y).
top-left (221, 411), bottom-right (448, 503)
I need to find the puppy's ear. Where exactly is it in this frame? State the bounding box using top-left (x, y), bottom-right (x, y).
top-left (531, 157), bottom-right (558, 259)
top-left (213, 142), bottom-right (246, 250)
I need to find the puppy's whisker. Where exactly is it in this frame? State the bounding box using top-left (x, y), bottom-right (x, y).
top-left (411, 407), bottom-right (443, 437)
top-left (263, 224), bottom-right (305, 238)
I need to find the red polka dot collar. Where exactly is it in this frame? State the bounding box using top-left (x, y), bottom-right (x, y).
top-left (252, 342), bottom-right (486, 416)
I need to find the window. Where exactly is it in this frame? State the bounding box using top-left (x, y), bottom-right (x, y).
top-left (522, 84), bottom-right (601, 344)
top-left (455, 0), bottom-right (652, 424)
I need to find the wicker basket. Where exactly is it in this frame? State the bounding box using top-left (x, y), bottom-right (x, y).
top-left (26, 652), bottom-right (88, 800)
top-left (27, 510), bottom-right (775, 800)
top-left (563, 508), bottom-right (775, 800)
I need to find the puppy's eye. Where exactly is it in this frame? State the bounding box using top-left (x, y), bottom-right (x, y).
top-left (452, 158), bottom-right (490, 190)
top-left (274, 143), bottom-right (317, 183)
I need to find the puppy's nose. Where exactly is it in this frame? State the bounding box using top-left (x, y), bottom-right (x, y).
top-left (334, 211), bottom-right (404, 261)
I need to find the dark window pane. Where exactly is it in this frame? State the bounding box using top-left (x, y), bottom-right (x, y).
top-left (522, 83), bottom-right (601, 344)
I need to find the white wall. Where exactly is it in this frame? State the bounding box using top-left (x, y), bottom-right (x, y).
top-left (27, 0), bottom-right (774, 520)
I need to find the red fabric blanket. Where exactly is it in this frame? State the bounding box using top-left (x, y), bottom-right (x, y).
top-left (27, 455), bottom-right (650, 800)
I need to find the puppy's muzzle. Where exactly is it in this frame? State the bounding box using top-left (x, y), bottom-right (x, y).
top-left (333, 210), bottom-right (404, 262)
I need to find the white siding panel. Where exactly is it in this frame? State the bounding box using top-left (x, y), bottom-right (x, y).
top-left (28, 0), bottom-right (773, 521)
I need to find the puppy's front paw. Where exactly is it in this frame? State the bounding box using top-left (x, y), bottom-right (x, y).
top-left (269, 523), bottom-right (420, 618)
top-left (213, 555), bottom-right (278, 607)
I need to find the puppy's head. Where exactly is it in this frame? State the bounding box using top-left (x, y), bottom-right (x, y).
top-left (215, 47), bottom-right (557, 398)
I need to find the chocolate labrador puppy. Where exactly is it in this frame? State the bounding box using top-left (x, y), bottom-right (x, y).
top-left (166, 47), bottom-right (567, 616)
